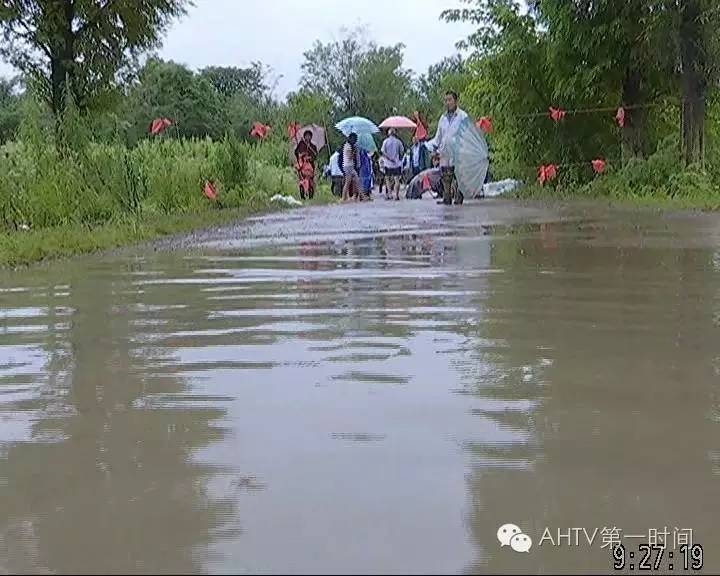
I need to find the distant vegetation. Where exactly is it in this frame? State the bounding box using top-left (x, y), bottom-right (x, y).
top-left (443, 0), bottom-right (720, 205)
top-left (1, 0), bottom-right (720, 266)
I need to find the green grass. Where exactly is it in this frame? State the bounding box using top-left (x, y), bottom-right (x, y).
top-left (0, 104), bottom-right (338, 268)
top-left (511, 140), bottom-right (720, 212)
top-left (0, 181), bottom-right (336, 269)
top-left (514, 181), bottom-right (720, 211)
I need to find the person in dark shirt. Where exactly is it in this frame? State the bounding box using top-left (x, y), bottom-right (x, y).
top-left (294, 130), bottom-right (319, 199)
top-left (295, 130), bottom-right (318, 165)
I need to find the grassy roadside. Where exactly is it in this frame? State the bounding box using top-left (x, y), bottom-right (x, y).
top-left (504, 141), bottom-right (720, 211)
top-left (1, 186), bottom-right (336, 269)
top-left (513, 182), bottom-right (720, 212)
top-left (0, 106), bottom-right (340, 269)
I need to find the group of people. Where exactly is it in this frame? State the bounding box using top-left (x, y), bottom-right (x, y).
top-left (298, 90), bottom-right (470, 205)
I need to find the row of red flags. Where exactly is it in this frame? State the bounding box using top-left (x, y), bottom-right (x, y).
top-left (152, 104), bottom-right (627, 140)
top-left (155, 103), bottom-right (622, 193)
top-left (537, 159), bottom-right (607, 185)
top-left (150, 117), bottom-right (273, 140)
top-left (474, 106), bottom-right (627, 135)
top-left (474, 107), bottom-right (623, 185)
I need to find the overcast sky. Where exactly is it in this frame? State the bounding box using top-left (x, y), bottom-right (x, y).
top-left (0, 0), bottom-right (475, 98)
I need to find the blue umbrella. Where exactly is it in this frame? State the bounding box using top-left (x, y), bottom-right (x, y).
top-left (335, 116), bottom-right (379, 136)
top-left (357, 133), bottom-right (377, 153)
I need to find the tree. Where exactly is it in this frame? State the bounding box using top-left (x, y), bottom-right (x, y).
top-left (299, 28), bottom-right (414, 121)
top-left (199, 64), bottom-right (268, 100)
top-left (416, 54), bottom-right (471, 120)
top-left (0, 0), bottom-right (189, 115)
top-left (530, 0), bottom-right (668, 159)
top-left (122, 59), bottom-right (226, 144)
top-left (354, 44), bottom-right (414, 121)
top-left (0, 76), bottom-right (23, 143)
top-left (285, 88), bottom-right (334, 124)
top-left (300, 28), bottom-right (367, 115)
top-left (673, 0), bottom-right (720, 165)
top-left (442, 0), bottom-right (568, 172)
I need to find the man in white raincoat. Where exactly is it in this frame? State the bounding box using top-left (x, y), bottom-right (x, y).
top-left (427, 90), bottom-right (468, 205)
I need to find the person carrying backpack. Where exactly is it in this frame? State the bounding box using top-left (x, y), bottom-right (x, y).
top-left (341, 133), bottom-right (361, 202)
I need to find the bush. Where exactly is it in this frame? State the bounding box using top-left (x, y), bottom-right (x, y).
top-left (518, 137), bottom-right (720, 209)
top-left (0, 100), bottom-right (311, 233)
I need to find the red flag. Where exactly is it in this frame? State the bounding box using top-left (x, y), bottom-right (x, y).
top-left (421, 173), bottom-right (432, 191)
top-left (204, 181), bottom-right (218, 201)
top-left (616, 107), bottom-right (626, 128)
top-left (415, 123), bottom-right (428, 141)
top-left (476, 116), bottom-right (494, 134)
top-left (250, 122), bottom-right (271, 139)
top-left (538, 165), bottom-right (547, 185)
top-left (150, 117), bottom-right (173, 135)
top-left (591, 159), bottom-right (607, 174)
top-left (538, 164), bottom-right (558, 185)
top-left (549, 107), bottom-right (567, 122)
top-left (413, 112), bottom-right (429, 141)
top-left (288, 122), bottom-right (301, 140)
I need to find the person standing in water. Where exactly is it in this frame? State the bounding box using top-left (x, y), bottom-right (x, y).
top-left (428, 91), bottom-right (468, 205)
top-left (341, 133), bottom-right (361, 202)
top-left (381, 128), bottom-right (404, 201)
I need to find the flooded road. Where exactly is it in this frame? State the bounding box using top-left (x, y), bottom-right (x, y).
top-left (1, 198), bottom-right (719, 574)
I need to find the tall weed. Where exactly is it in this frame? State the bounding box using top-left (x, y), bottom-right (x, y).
top-left (0, 101), bottom-right (303, 232)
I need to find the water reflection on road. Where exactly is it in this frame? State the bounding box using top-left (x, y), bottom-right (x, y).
top-left (1, 199), bottom-right (719, 574)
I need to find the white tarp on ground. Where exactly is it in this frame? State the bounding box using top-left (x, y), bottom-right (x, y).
top-left (480, 179), bottom-right (523, 198)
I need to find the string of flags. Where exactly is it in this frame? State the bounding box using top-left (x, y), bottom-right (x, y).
top-left (474, 106), bottom-right (628, 133)
top-left (160, 99), bottom-right (633, 199)
top-left (536, 158), bottom-right (607, 185)
top-left (474, 105), bottom-right (628, 185)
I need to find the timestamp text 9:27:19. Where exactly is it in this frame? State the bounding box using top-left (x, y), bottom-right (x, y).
top-left (613, 543), bottom-right (703, 571)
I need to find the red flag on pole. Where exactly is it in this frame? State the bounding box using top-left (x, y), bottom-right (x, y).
top-left (476, 117), bottom-right (494, 134)
top-left (288, 122), bottom-right (301, 140)
top-left (413, 112), bottom-right (429, 140)
top-left (150, 117), bottom-right (173, 135)
top-left (616, 107), bottom-right (626, 128)
top-left (549, 107), bottom-right (567, 122)
top-left (250, 122), bottom-right (271, 139)
top-left (538, 166), bottom-right (547, 185)
top-left (203, 181), bottom-right (218, 201)
top-left (538, 164), bottom-right (558, 185)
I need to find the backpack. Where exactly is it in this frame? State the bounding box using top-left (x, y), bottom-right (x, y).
top-left (338, 142), bottom-right (360, 174)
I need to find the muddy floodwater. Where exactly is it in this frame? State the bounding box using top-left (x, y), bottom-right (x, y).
top-left (1, 199), bottom-right (719, 574)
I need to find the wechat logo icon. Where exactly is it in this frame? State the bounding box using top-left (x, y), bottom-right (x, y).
top-left (497, 523), bottom-right (533, 553)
